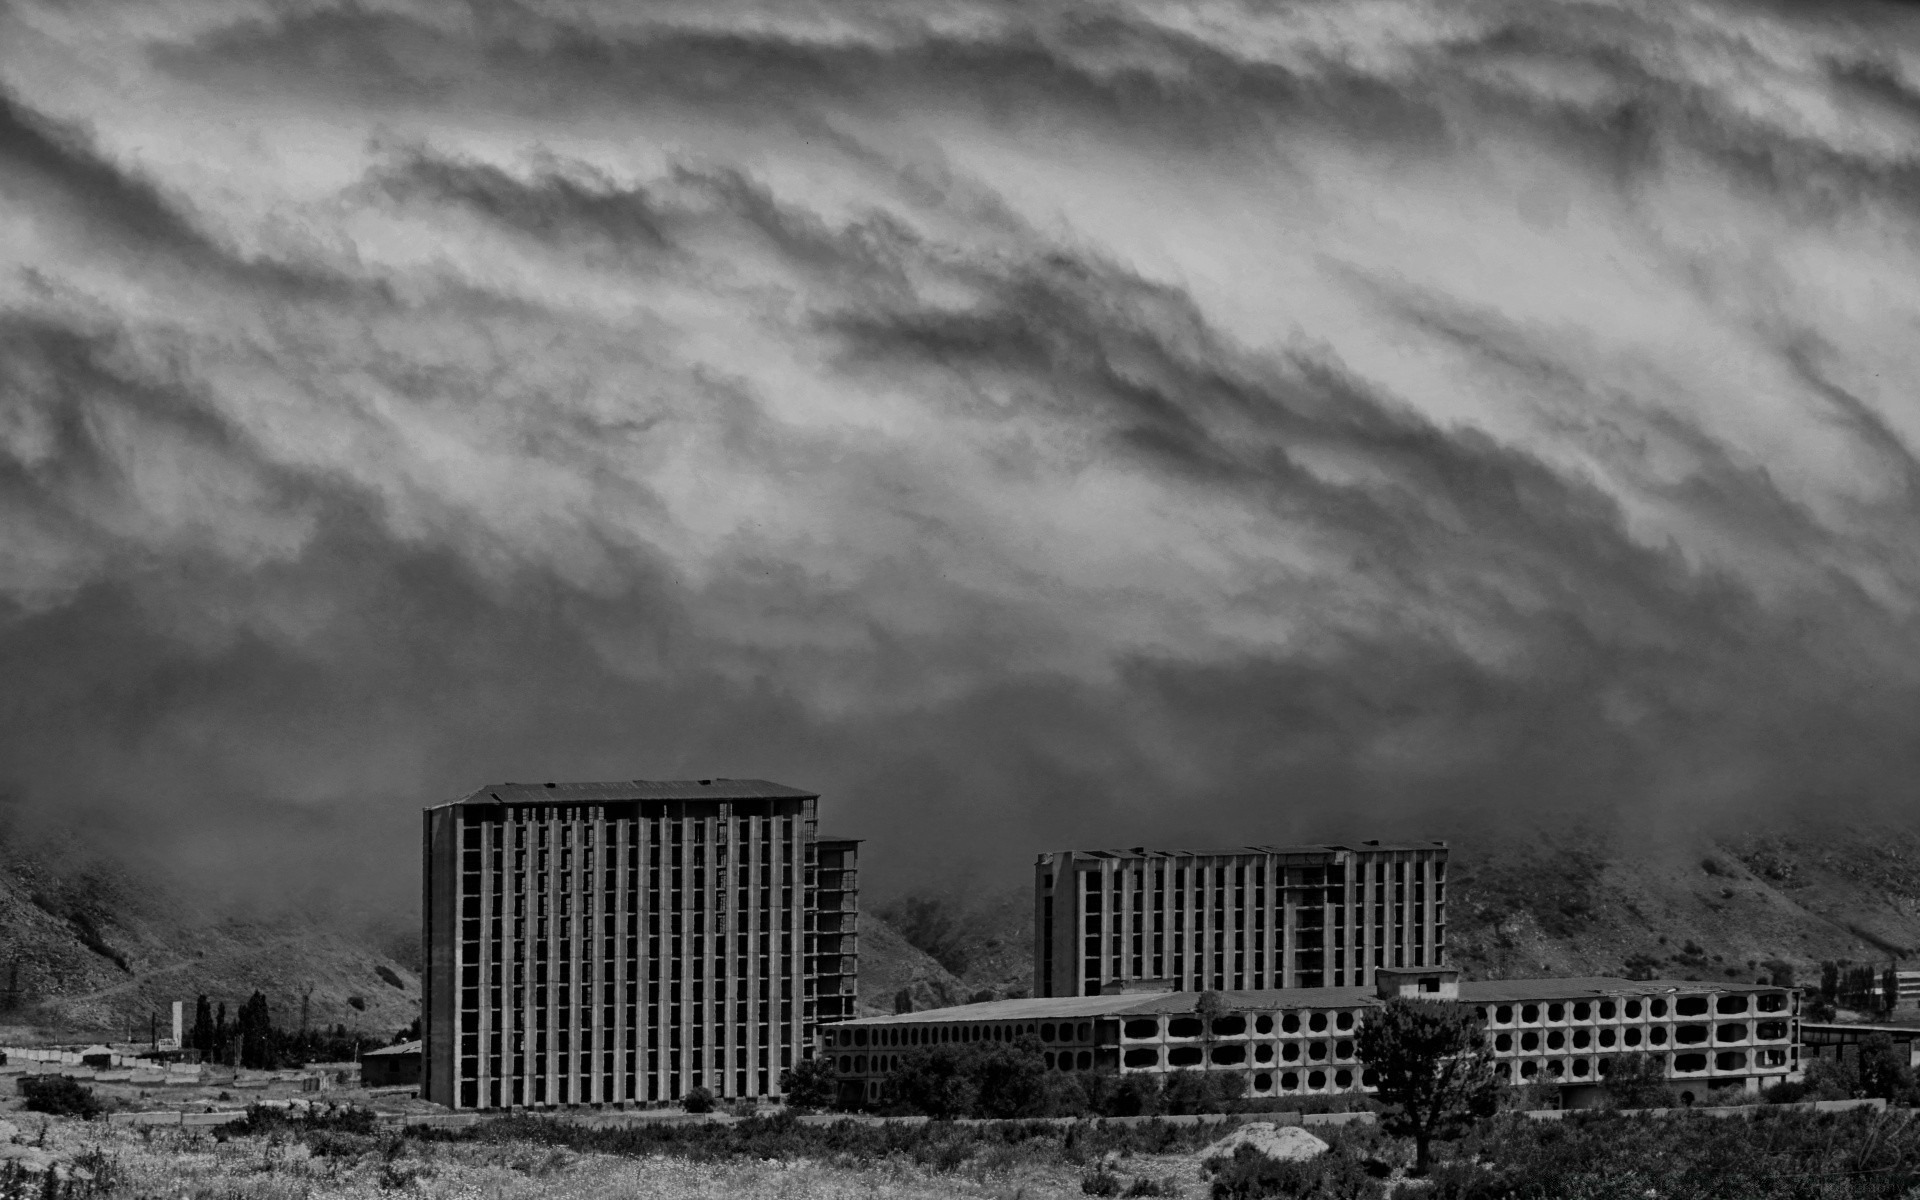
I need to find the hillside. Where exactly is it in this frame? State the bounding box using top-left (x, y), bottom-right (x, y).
top-left (1445, 819), bottom-right (1920, 986)
top-left (0, 833), bottom-right (419, 1041)
top-left (863, 820), bottom-right (1920, 1005)
top-left (852, 916), bottom-right (968, 1016)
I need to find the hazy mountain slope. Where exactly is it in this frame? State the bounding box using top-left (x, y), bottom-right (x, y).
top-left (873, 883), bottom-right (1035, 1001)
top-left (853, 916), bottom-right (968, 1017)
top-left (869, 823), bottom-right (1920, 1005)
top-left (0, 836), bottom-right (419, 1039)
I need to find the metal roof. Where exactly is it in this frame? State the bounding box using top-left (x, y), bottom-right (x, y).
top-left (363, 1041), bottom-right (421, 1057)
top-left (834, 976), bottom-right (1790, 1028)
top-left (1457, 978), bottom-right (1785, 1003)
top-left (433, 779), bottom-right (818, 809)
top-left (840, 987), bottom-right (1381, 1026)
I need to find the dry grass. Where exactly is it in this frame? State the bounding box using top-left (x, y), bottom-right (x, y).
top-left (20, 1117), bottom-right (1171, 1200)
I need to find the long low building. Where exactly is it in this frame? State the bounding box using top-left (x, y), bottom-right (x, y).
top-left (823, 969), bottom-right (1800, 1107)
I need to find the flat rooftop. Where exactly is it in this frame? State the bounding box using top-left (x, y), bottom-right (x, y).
top-left (836, 977), bottom-right (1790, 1027)
top-left (434, 779), bottom-right (818, 809)
top-left (1051, 842), bottom-right (1447, 862)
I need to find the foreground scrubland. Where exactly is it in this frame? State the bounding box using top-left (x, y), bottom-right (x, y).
top-left (11, 1105), bottom-right (1920, 1199)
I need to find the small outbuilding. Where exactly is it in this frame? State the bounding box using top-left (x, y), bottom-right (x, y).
top-left (360, 1041), bottom-right (422, 1088)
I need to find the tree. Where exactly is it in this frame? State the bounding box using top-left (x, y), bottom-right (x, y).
top-left (19, 1075), bottom-right (102, 1119)
top-left (1603, 1053), bottom-right (1674, 1109)
top-left (1161, 1069), bottom-right (1244, 1115)
top-left (1884, 965), bottom-right (1901, 1017)
top-left (682, 1085), bottom-right (716, 1113)
top-left (191, 994), bottom-right (215, 1057)
top-left (1857, 1033), bottom-right (1914, 1101)
top-left (1356, 997), bottom-right (1500, 1174)
top-left (779, 1055), bottom-right (839, 1110)
top-left (1195, 991), bottom-right (1225, 1042)
top-left (967, 1036), bottom-right (1047, 1117)
top-left (237, 991), bottom-right (275, 1069)
top-left (1107, 1073), bottom-right (1163, 1117)
top-left (877, 1036), bottom-right (1048, 1118)
top-left (881, 1044), bottom-right (978, 1118)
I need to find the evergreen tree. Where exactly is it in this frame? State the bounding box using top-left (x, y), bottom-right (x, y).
top-left (191, 994), bottom-right (215, 1056)
top-left (237, 991), bottom-right (274, 1069)
top-left (1357, 997), bottom-right (1501, 1175)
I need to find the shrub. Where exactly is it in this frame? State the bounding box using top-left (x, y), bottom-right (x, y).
top-left (237, 1102), bottom-right (380, 1137)
top-left (881, 1037), bottom-right (1048, 1118)
top-left (682, 1086), bottom-right (717, 1114)
top-left (1801, 1055), bottom-right (1858, 1101)
top-left (1081, 1164), bottom-right (1122, 1196)
top-left (17, 1074), bottom-right (103, 1119)
top-left (779, 1055), bottom-right (839, 1111)
top-left (1762, 1078), bottom-right (1812, 1104)
top-left (1206, 1142), bottom-right (1386, 1200)
top-left (1603, 1053), bottom-right (1677, 1110)
top-left (1858, 1033), bottom-right (1915, 1101)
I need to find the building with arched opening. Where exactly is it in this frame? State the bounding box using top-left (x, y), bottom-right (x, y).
top-left (823, 968), bottom-right (1799, 1108)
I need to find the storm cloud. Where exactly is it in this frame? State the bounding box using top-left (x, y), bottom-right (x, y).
top-left (3, 0), bottom-right (1920, 903)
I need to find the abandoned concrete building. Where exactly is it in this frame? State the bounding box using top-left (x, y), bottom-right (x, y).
top-left (1033, 842), bottom-right (1450, 998)
top-left (825, 969), bottom-right (1800, 1107)
top-left (421, 779), bottom-right (859, 1110)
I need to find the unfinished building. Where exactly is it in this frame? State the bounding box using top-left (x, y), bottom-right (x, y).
top-left (1033, 842), bottom-right (1449, 997)
top-left (421, 779), bottom-right (859, 1110)
top-left (825, 969), bottom-right (1800, 1107)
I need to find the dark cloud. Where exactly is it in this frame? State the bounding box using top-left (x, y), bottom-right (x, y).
top-left (1, 0), bottom-right (1919, 911)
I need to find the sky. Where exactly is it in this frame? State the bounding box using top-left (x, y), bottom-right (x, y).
top-left (3, 0), bottom-right (1920, 907)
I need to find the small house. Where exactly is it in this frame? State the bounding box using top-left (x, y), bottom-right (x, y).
top-left (360, 1040), bottom-right (422, 1088)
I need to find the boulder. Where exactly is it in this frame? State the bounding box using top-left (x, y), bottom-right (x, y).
top-left (1201, 1122), bottom-right (1330, 1163)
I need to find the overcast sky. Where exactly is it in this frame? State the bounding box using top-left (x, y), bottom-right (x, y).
top-left (4, 0), bottom-right (1920, 904)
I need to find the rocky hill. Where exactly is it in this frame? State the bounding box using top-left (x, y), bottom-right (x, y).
top-left (15, 813), bottom-right (1920, 1041)
top-left (0, 833), bottom-right (419, 1041)
top-left (862, 819), bottom-right (1920, 1005)
top-left (1448, 819), bottom-right (1920, 987)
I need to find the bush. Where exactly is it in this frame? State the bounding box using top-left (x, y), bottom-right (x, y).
top-left (779, 1056), bottom-right (839, 1111)
top-left (1603, 1053), bottom-right (1677, 1110)
top-left (1206, 1142), bottom-right (1385, 1199)
top-left (1762, 1078), bottom-right (1812, 1104)
top-left (238, 1102), bottom-right (380, 1138)
top-left (1858, 1034), bottom-right (1915, 1101)
top-left (17, 1074), bottom-right (103, 1119)
top-left (1081, 1164), bottom-right (1123, 1196)
top-left (881, 1037), bottom-right (1048, 1118)
top-left (1801, 1055), bottom-right (1858, 1101)
top-left (682, 1086), bottom-right (717, 1114)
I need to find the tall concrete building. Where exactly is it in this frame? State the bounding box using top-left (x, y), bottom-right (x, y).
top-left (1033, 842), bottom-right (1448, 998)
top-left (422, 779), bottom-right (858, 1110)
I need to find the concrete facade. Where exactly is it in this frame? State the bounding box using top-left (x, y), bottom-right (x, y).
top-left (1033, 842), bottom-right (1449, 998)
top-left (421, 779), bottom-right (859, 1110)
top-left (826, 969), bottom-right (1800, 1106)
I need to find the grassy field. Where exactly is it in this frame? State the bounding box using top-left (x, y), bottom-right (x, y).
top-left (5, 1113), bottom-right (1205, 1200)
top-left (13, 1104), bottom-right (1920, 1199)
